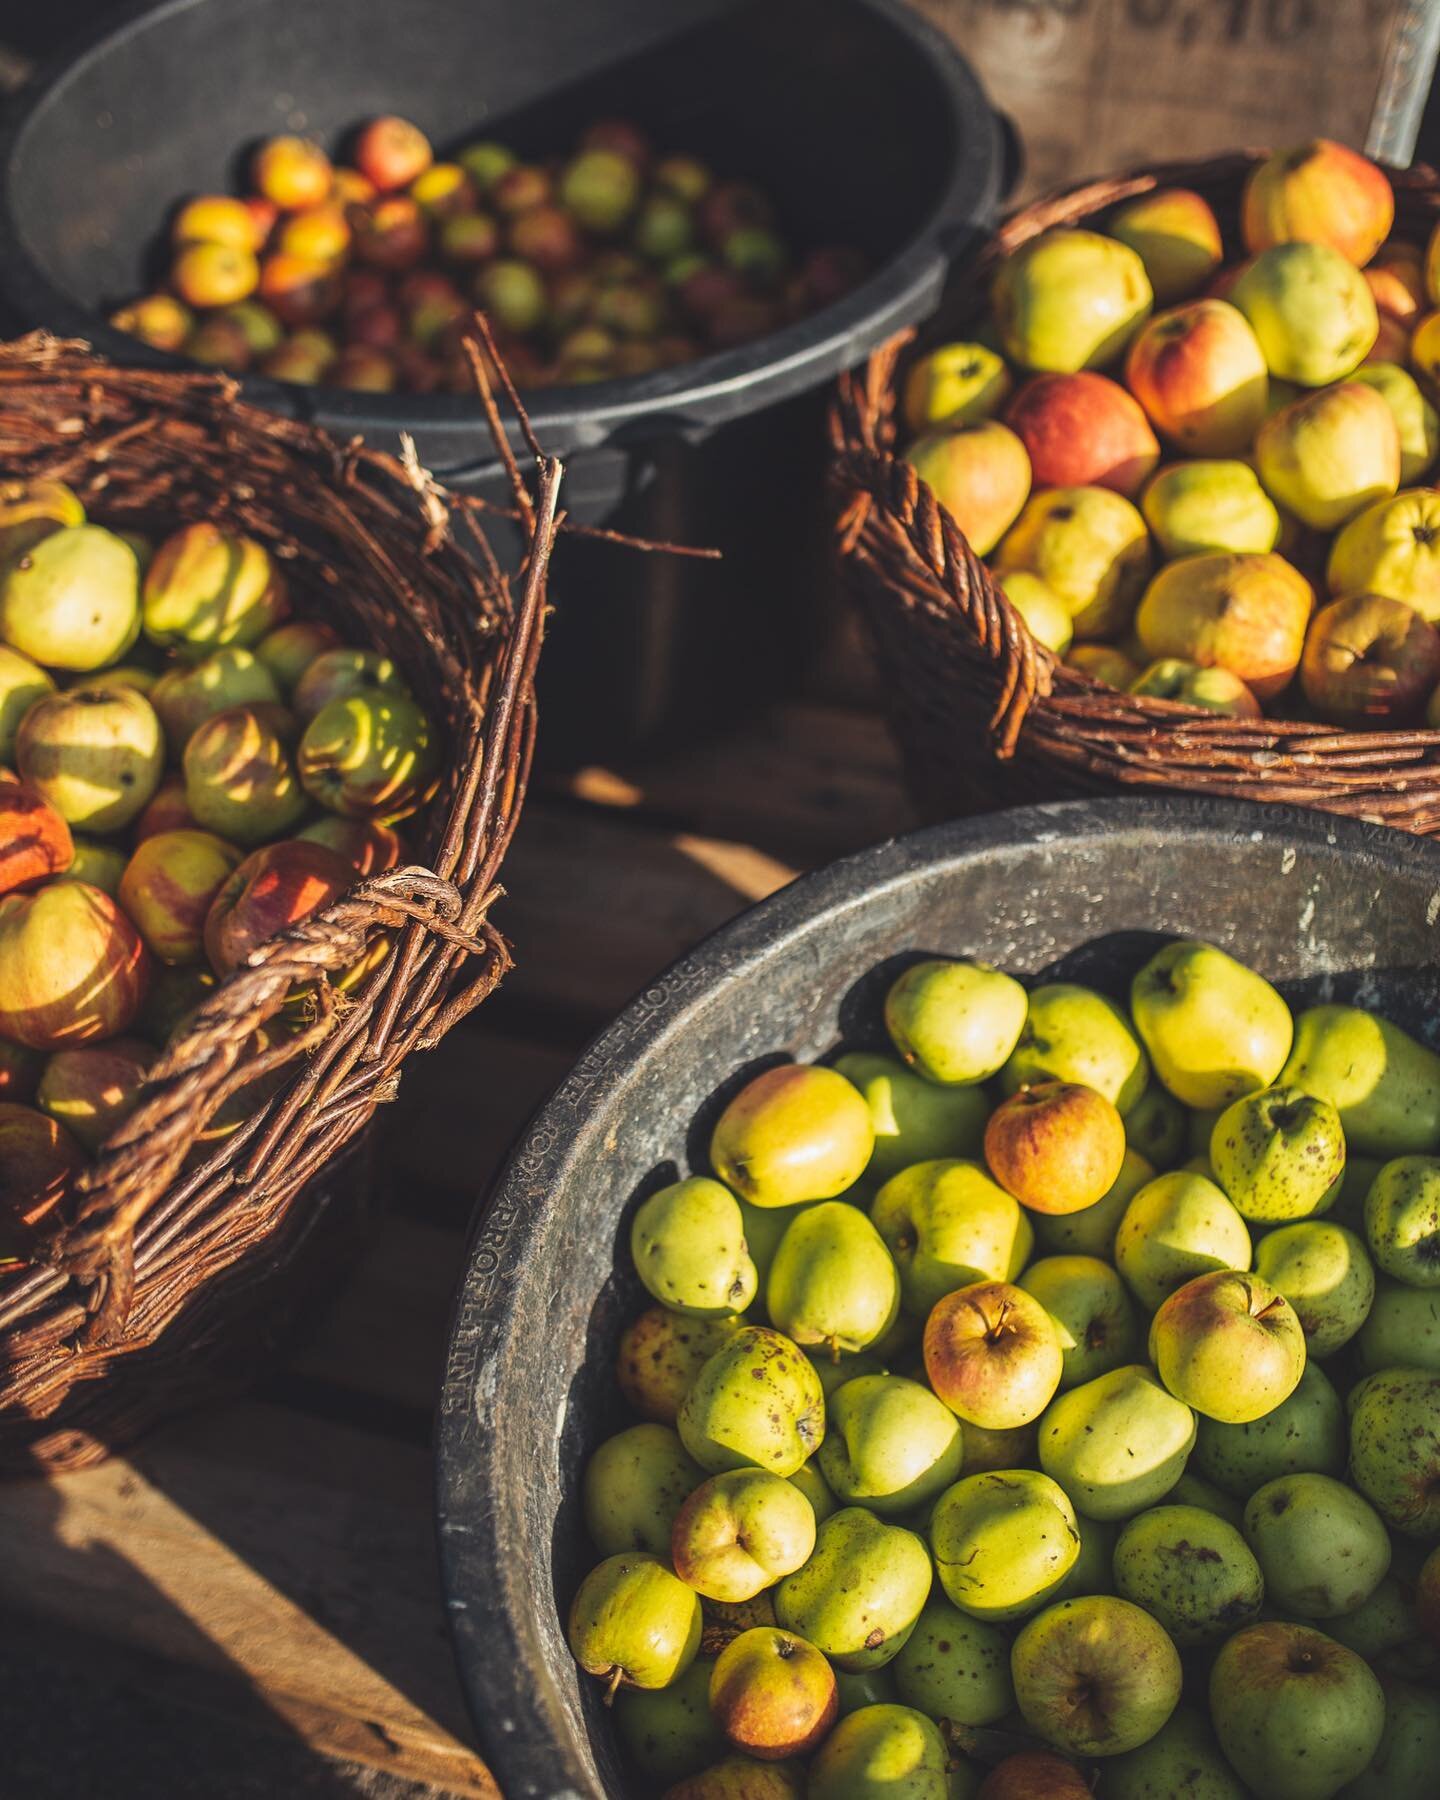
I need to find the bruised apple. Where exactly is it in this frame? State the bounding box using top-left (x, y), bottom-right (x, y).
top-left (0, 881), bottom-right (149, 1049)
top-left (1300, 593), bottom-right (1440, 726)
top-left (1003, 373), bottom-right (1159, 497)
top-left (203, 839), bottom-right (354, 976)
top-left (1124, 300), bottom-right (1269, 456)
top-left (903, 422), bottom-right (1032, 556)
top-left (1135, 552), bottom-right (1314, 699)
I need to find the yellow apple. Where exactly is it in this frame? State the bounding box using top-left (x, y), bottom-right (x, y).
top-left (1136, 553), bottom-right (1314, 699)
top-left (1107, 188), bottom-right (1223, 304)
top-left (992, 229), bottom-right (1153, 373)
top-left (1327, 489), bottom-right (1440, 619)
top-left (904, 422), bottom-right (1032, 556)
top-left (995, 487), bottom-right (1152, 639)
top-left (1232, 244), bottom-right (1378, 385)
top-left (1253, 382), bottom-right (1400, 531)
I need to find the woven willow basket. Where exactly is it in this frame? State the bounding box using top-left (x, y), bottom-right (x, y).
top-left (830, 153), bottom-right (1440, 830)
top-left (0, 332), bottom-right (557, 1473)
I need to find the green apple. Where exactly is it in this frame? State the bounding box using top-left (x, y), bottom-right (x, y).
top-left (1114, 1171), bottom-right (1252, 1313)
top-left (803, 1347), bottom-right (886, 1403)
top-left (183, 703), bottom-right (305, 843)
top-left (711, 1065), bottom-right (875, 1208)
top-left (582, 1423), bottom-right (703, 1557)
top-left (296, 687), bottom-right (436, 819)
top-left (901, 341), bottom-right (1012, 433)
top-left (1113, 1503), bottom-right (1262, 1645)
top-left (998, 571), bottom-right (1074, 654)
top-left (631, 1177), bottom-right (758, 1317)
top-left (1102, 1704), bottom-right (1246, 1800)
top-left (1323, 1574), bottom-right (1423, 1663)
top-left (993, 227), bottom-right (1152, 372)
top-left (1049, 1507), bottom-right (1116, 1601)
top-left (767, 1201), bottom-right (899, 1356)
top-left (999, 982), bottom-right (1149, 1113)
top-left (817, 1375), bottom-right (963, 1516)
top-left (956, 1416), bottom-right (1038, 1475)
top-left (149, 645), bottom-right (281, 751)
top-left (1327, 489), bottom-right (1440, 621)
top-left (833, 1052), bottom-right (988, 1184)
top-left (870, 1159), bottom-right (1032, 1315)
top-left (1149, 1269), bottom-right (1306, 1424)
top-left (1343, 1677), bottom-right (1440, 1799)
top-left (142, 522), bottom-right (288, 653)
top-left (774, 1507), bottom-right (932, 1669)
top-left (1232, 243), bottom-right (1379, 384)
top-left (1281, 1005), bottom-right (1440, 1157)
top-left (1141, 459), bottom-right (1281, 558)
top-left (1130, 940), bottom-right (1293, 1110)
top-left (0, 525), bottom-right (140, 671)
top-left (253, 619), bottom-right (341, 695)
top-left (1129, 658), bottom-right (1260, 716)
top-left (1364, 1157), bottom-right (1440, 1286)
top-left (1010, 1594), bottom-right (1182, 1757)
top-left (613, 1656), bottom-right (725, 1785)
top-left (0, 645), bottom-right (54, 765)
top-left (890, 1596), bottom-right (1011, 1725)
top-left (1017, 1254), bottom-right (1139, 1388)
top-left (807, 1705), bottom-right (953, 1800)
top-left (1243, 1472), bottom-right (1389, 1619)
top-left (929, 1468), bottom-right (1079, 1621)
top-left (1163, 1469), bottom-right (1245, 1529)
top-left (1033, 1147), bottom-right (1155, 1259)
top-left (1208, 1622), bottom-right (1384, 1800)
top-left (1038, 1363), bottom-right (1197, 1519)
top-left (677, 1325), bottom-right (825, 1477)
top-left (669, 1469), bottom-right (816, 1602)
top-left (1326, 1153), bottom-right (1382, 1232)
top-left (1191, 1360), bottom-right (1346, 1498)
top-left (1253, 380), bottom-right (1400, 531)
top-left (1124, 1084), bottom-right (1187, 1169)
top-left (1351, 362), bottom-right (1439, 483)
top-left (16, 685), bottom-right (163, 832)
top-left (1209, 1085), bottom-right (1346, 1223)
top-left (567, 1551), bottom-right (702, 1695)
top-left (994, 485), bottom-right (1153, 638)
top-left (1356, 1277), bottom-right (1440, 1373)
top-left (1253, 1221), bottom-right (1374, 1356)
top-left (1348, 1368), bottom-right (1440, 1537)
top-left (883, 959), bottom-right (1028, 1085)
top-left (832, 1666), bottom-right (896, 1718)
top-left (789, 1458), bottom-right (837, 1526)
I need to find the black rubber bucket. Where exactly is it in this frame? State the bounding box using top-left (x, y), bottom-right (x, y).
top-left (435, 794), bottom-right (1440, 1799)
top-left (0, 0), bottom-right (1010, 761)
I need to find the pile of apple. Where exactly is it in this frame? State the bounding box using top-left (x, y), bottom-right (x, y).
top-left (901, 138), bottom-right (1440, 730)
top-left (108, 114), bottom-right (864, 396)
top-left (569, 942), bottom-right (1440, 1798)
top-left (0, 480), bottom-right (436, 1255)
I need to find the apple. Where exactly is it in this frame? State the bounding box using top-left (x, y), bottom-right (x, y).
top-left (297, 815), bottom-right (405, 878)
top-left (1209, 1623), bottom-right (1384, 1799)
top-left (254, 619), bottom-right (343, 694)
top-left (1112, 1503), bottom-right (1262, 1645)
top-left (901, 342), bottom-right (1012, 433)
top-left (1191, 1360), bottom-right (1346, 1497)
top-left (1003, 372), bottom-right (1159, 497)
top-left (1280, 1004), bottom-right (1440, 1156)
top-left (149, 647), bottom-right (281, 752)
top-left (1065, 642), bottom-right (1141, 687)
top-left (1038, 1363), bottom-right (1196, 1520)
top-left (1255, 382), bottom-right (1400, 531)
top-left (616, 1310), bottom-right (744, 1426)
top-left (134, 774), bottom-right (196, 841)
top-left (0, 774), bottom-right (72, 898)
top-left (1343, 1676), bottom-right (1440, 1797)
top-left (183, 704), bottom-right (306, 845)
top-left (1116, 1166), bottom-right (1245, 1310)
top-left (999, 982), bottom-right (1149, 1113)
top-left (1125, 300), bottom-right (1270, 455)
top-left (16, 685), bottom-right (163, 834)
top-left (984, 1080), bottom-right (1126, 1215)
top-left (35, 1036), bottom-right (156, 1153)
top-left (707, 1627), bottom-right (836, 1761)
top-left (807, 1707), bottom-right (950, 1799)
top-left (0, 524), bottom-right (140, 672)
top-left (710, 1065), bottom-right (874, 1208)
top-left (632, 1176), bottom-right (756, 1318)
top-left (1124, 1083), bottom-right (1186, 1169)
top-left (1350, 362), bottom-right (1438, 481)
top-left (1131, 938), bottom-right (1294, 1107)
top-left (1010, 1593), bottom-right (1181, 1757)
top-left (0, 477), bottom-right (85, 565)
top-left (1017, 1254), bottom-right (1138, 1390)
top-left (883, 958), bottom-right (1028, 1086)
top-left (203, 838), bottom-right (353, 977)
top-left (1209, 1084), bottom-right (1345, 1221)
top-left (997, 572), bottom-right (1073, 654)
top-left (1349, 1367), bottom-right (1440, 1536)
top-left (660, 1752), bottom-right (802, 1799)
top-left (678, 1326), bottom-right (826, 1479)
top-left (1242, 139), bottom-right (1394, 267)
top-left (1135, 551), bottom-right (1313, 700)
top-left (0, 1101), bottom-right (86, 1252)
top-left (870, 1158), bottom-right (1032, 1315)
top-left (670, 1470), bottom-right (816, 1602)
top-left (0, 646), bottom-right (54, 766)
top-left (1253, 1221), bottom-right (1374, 1356)
top-left (891, 1597), bottom-right (1012, 1727)
top-left (1108, 187), bottom-right (1223, 303)
top-left (1031, 1148), bottom-right (1155, 1260)
top-left (1305, 592), bottom-right (1440, 727)
top-left (992, 228), bottom-right (1152, 373)
top-left (143, 522), bottom-right (289, 652)
top-left (567, 1552), bottom-right (701, 1697)
top-left (1232, 243), bottom-right (1379, 384)
top-left (580, 1421), bottom-right (702, 1560)
top-left (612, 1658), bottom-right (724, 1787)
top-left (816, 1374), bottom-right (963, 1515)
top-left (773, 1508), bottom-right (932, 1669)
top-left (976, 1751), bottom-right (1091, 1799)
top-left (1367, 307), bottom-right (1413, 364)
top-left (1363, 1157), bottom-right (1440, 1287)
top-left (0, 880), bottom-right (149, 1049)
top-left (1129, 659), bottom-right (1261, 716)
top-left (297, 688), bottom-right (437, 819)
top-left (119, 829), bottom-right (244, 968)
top-left (1244, 1472), bottom-right (1390, 1619)
top-left (996, 486), bottom-right (1152, 638)
top-left (1101, 1706), bottom-right (1245, 1800)
top-left (1327, 489), bottom-right (1440, 621)
top-left (1357, 1277), bottom-right (1440, 1373)
top-left (1148, 1269), bottom-right (1306, 1423)
top-left (1141, 459), bottom-right (1281, 559)
top-left (923, 1278), bottom-right (1062, 1428)
top-left (929, 1467), bottom-right (1079, 1621)
top-left (903, 422), bottom-right (1033, 556)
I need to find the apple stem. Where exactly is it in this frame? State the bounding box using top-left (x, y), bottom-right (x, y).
top-left (827, 1335), bottom-right (840, 1364)
top-left (1254, 1294), bottom-right (1288, 1321)
top-left (603, 1667), bottom-right (623, 1706)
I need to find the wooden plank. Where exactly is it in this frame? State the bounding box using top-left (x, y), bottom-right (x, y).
top-left (0, 1402), bottom-right (496, 1796)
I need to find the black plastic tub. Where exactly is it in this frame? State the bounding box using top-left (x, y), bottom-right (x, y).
top-left (0, 0), bottom-right (1009, 759)
top-left (435, 794), bottom-right (1440, 1799)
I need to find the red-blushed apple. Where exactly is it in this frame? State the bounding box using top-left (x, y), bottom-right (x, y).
top-left (903, 421), bottom-right (1032, 555)
top-left (353, 116), bottom-right (433, 193)
top-left (707, 1627), bottom-right (837, 1760)
top-left (1300, 593), bottom-right (1440, 725)
top-left (134, 774), bottom-right (198, 842)
top-left (985, 1080), bottom-right (1127, 1214)
top-left (0, 774), bottom-right (73, 897)
top-left (1125, 300), bottom-right (1269, 456)
top-left (977, 1750), bottom-right (1092, 1799)
top-left (1149, 1269), bottom-right (1306, 1423)
top-left (0, 1101), bottom-right (85, 1256)
top-left (1135, 552), bottom-right (1314, 699)
top-left (1107, 188), bottom-right (1224, 304)
top-left (35, 1037), bottom-right (157, 1153)
top-left (0, 881), bottom-right (149, 1050)
top-left (1004, 372), bottom-right (1160, 497)
top-left (1368, 309), bottom-right (1413, 366)
top-left (120, 829), bottom-right (245, 966)
top-left (1242, 139), bottom-right (1395, 267)
top-left (923, 1278), bottom-right (1064, 1428)
top-left (297, 815), bottom-right (406, 877)
top-left (1366, 242), bottom-right (1426, 320)
top-left (203, 839), bottom-right (354, 977)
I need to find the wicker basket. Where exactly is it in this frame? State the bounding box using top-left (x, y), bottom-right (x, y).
top-left (0, 332), bottom-right (557, 1473)
top-left (830, 153), bottom-right (1440, 832)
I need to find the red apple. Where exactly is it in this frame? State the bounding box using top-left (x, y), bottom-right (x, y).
top-left (353, 116), bottom-right (433, 193)
top-left (1367, 243), bottom-right (1426, 321)
top-left (203, 840), bottom-right (353, 977)
top-left (297, 816), bottom-right (405, 877)
top-left (258, 254), bottom-right (343, 328)
top-left (904, 421), bottom-right (1033, 556)
top-left (1125, 300), bottom-right (1270, 456)
top-left (1136, 552), bottom-right (1315, 700)
top-left (121, 829), bottom-right (245, 967)
top-left (707, 1627), bottom-right (836, 1761)
top-left (978, 1752), bottom-right (1091, 1800)
top-left (36, 1037), bottom-right (157, 1153)
top-left (1243, 139), bottom-right (1395, 268)
top-left (924, 1279), bottom-right (1065, 1429)
top-left (0, 881), bottom-right (149, 1050)
top-left (134, 775), bottom-right (198, 842)
top-left (1300, 592), bottom-right (1440, 725)
top-left (985, 1080), bottom-right (1127, 1214)
top-left (1005, 372), bottom-right (1160, 497)
top-left (0, 775), bottom-right (73, 897)
top-left (351, 197), bottom-right (430, 272)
